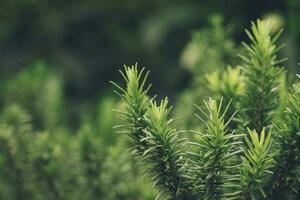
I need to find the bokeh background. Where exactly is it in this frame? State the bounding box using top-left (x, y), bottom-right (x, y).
top-left (0, 1), bottom-right (300, 199)
top-left (1, 0), bottom-right (300, 127)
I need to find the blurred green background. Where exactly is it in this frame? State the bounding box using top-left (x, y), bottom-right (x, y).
top-left (1, 0), bottom-right (299, 124)
top-left (0, 0), bottom-right (300, 199)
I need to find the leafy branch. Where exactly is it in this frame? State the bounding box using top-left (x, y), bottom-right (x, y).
top-left (238, 20), bottom-right (284, 133)
top-left (111, 65), bottom-right (196, 200)
top-left (239, 128), bottom-right (274, 200)
top-left (189, 98), bottom-right (242, 200)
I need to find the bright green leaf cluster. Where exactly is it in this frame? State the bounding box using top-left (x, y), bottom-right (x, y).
top-left (240, 129), bottom-right (273, 199)
top-left (206, 67), bottom-right (244, 98)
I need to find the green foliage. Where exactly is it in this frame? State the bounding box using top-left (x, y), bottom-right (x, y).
top-left (76, 121), bottom-right (155, 200)
top-left (96, 96), bottom-right (118, 144)
top-left (181, 15), bottom-right (235, 74)
top-left (205, 67), bottom-right (245, 128)
top-left (112, 19), bottom-right (300, 200)
top-left (0, 105), bottom-right (33, 200)
top-left (240, 129), bottom-right (273, 199)
top-left (206, 67), bottom-right (245, 100)
top-left (0, 62), bottom-right (65, 130)
top-left (175, 15), bottom-right (237, 130)
top-left (269, 79), bottom-right (300, 199)
top-left (111, 66), bottom-right (195, 199)
top-left (238, 20), bottom-right (284, 133)
top-left (111, 66), bottom-right (150, 155)
top-left (0, 65), bottom-right (157, 200)
top-left (143, 99), bottom-right (193, 199)
top-left (29, 131), bottom-right (79, 200)
top-left (76, 123), bottom-right (108, 199)
top-left (102, 141), bottom-right (158, 200)
top-left (190, 99), bottom-right (242, 199)
top-left (112, 65), bottom-right (270, 199)
top-left (1, 11), bottom-right (300, 200)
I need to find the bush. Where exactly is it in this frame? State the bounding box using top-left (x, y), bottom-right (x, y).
top-left (0, 68), bottom-right (157, 200)
top-left (112, 20), bottom-right (300, 200)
